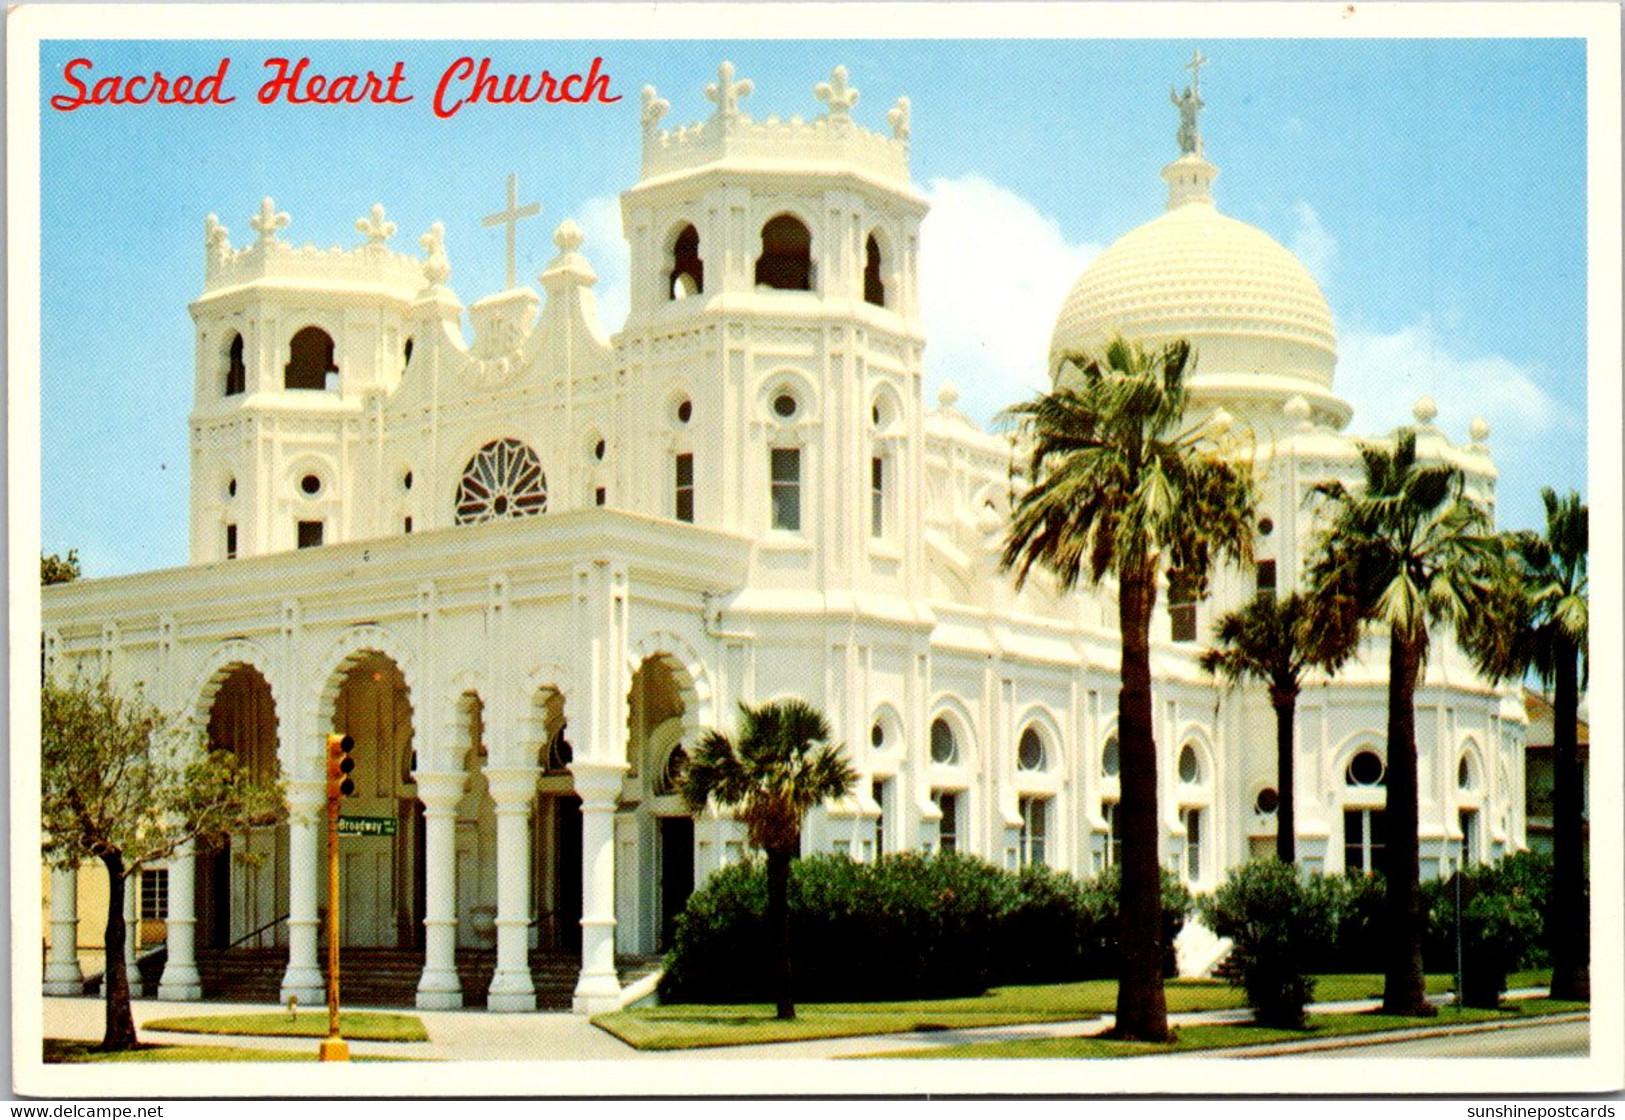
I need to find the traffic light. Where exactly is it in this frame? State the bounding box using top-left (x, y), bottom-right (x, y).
top-left (326, 734), bottom-right (355, 799)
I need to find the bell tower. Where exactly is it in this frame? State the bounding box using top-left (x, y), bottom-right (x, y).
top-left (617, 62), bottom-right (929, 597)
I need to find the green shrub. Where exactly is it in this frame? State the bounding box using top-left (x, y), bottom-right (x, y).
top-left (1429, 858), bottom-right (1547, 1008)
top-left (1202, 860), bottom-right (1335, 1028)
top-left (1081, 864), bottom-right (1193, 978)
top-left (1305, 870), bottom-right (1389, 974)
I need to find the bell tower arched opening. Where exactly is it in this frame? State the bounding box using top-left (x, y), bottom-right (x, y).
top-left (284, 326), bottom-right (337, 391)
top-left (755, 214), bottom-right (813, 291)
top-left (864, 233), bottom-right (886, 307)
top-left (668, 223), bottom-right (704, 299)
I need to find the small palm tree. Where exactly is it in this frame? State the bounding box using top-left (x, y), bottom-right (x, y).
top-left (1001, 336), bottom-right (1255, 1042)
top-left (1464, 488), bottom-right (1588, 1000)
top-left (679, 699), bottom-right (857, 1020)
top-left (1201, 591), bottom-right (1358, 863)
top-left (1306, 429), bottom-right (1497, 1017)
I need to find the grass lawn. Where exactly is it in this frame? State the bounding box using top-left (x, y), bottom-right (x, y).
top-left (870, 998), bottom-right (1588, 1059)
top-left (597, 971), bottom-right (1557, 1051)
top-left (141, 1010), bottom-right (428, 1042)
top-left (43, 1038), bottom-right (423, 1063)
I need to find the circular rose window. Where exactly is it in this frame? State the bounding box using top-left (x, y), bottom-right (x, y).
top-left (455, 438), bottom-right (548, 525)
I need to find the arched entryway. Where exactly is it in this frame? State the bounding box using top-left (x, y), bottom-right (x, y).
top-left (530, 686), bottom-right (581, 952)
top-left (328, 651), bottom-right (420, 948)
top-left (455, 692), bottom-right (498, 949)
top-left (623, 655), bottom-right (696, 954)
top-left (197, 663), bottom-right (287, 950)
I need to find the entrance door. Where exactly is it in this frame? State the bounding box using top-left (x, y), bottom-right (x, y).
top-left (553, 795), bottom-right (583, 951)
top-left (659, 816), bottom-right (694, 951)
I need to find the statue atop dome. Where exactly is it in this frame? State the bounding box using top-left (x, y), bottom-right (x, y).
top-left (1170, 48), bottom-right (1207, 155)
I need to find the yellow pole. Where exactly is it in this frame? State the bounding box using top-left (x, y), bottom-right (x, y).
top-left (318, 772), bottom-right (349, 1061)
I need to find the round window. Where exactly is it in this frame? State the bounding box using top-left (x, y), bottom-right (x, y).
top-left (870, 722), bottom-right (885, 750)
top-left (773, 393), bottom-right (798, 419)
top-left (1178, 744), bottom-right (1200, 784)
top-left (454, 438), bottom-right (548, 525)
top-left (1346, 750), bottom-right (1385, 787)
top-left (676, 399), bottom-right (693, 425)
top-left (1255, 787), bottom-right (1280, 814)
top-left (1102, 735), bottom-right (1120, 778)
top-left (1017, 727), bottom-right (1046, 772)
top-left (300, 474), bottom-right (322, 496)
top-left (1259, 517), bottom-right (1275, 537)
top-left (930, 718), bottom-right (957, 765)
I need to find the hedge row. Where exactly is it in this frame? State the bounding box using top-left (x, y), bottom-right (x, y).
top-left (658, 851), bottom-right (1192, 1004)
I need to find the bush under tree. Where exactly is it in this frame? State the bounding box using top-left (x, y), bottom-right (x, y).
top-left (1202, 860), bottom-right (1335, 1028)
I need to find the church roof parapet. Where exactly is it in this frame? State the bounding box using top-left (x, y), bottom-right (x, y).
top-left (201, 197), bottom-right (431, 300)
top-left (637, 62), bottom-right (912, 187)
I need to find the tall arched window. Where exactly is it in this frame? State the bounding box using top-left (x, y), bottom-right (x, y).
top-left (454, 438), bottom-right (548, 524)
top-left (863, 233), bottom-right (886, 307)
top-left (669, 224), bottom-right (703, 299)
top-left (225, 333), bottom-right (246, 396)
top-left (285, 326), bottom-right (337, 391)
top-left (755, 214), bottom-right (813, 291)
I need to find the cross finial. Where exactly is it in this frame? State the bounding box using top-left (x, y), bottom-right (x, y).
top-left (1170, 49), bottom-right (1208, 156)
top-left (482, 173), bottom-right (542, 290)
top-left (641, 85), bottom-right (670, 133)
top-left (887, 96), bottom-right (912, 142)
top-left (249, 197), bottom-right (289, 244)
top-left (1187, 48), bottom-right (1207, 98)
top-left (356, 203), bottom-right (397, 247)
top-left (705, 60), bottom-right (753, 120)
top-left (815, 65), bottom-right (860, 121)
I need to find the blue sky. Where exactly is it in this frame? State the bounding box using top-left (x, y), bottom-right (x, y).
top-left (36, 37), bottom-right (1589, 576)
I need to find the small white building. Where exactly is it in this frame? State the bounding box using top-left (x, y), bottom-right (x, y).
top-left (42, 61), bottom-right (1526, 1014)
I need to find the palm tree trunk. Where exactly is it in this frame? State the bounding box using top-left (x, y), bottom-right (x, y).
top-left (1549, 635), bottom-right (1589, 1001)
top-left (1111, 567), bottom-right (1171, 1041)
top-left (1381, 633), bottom-right (1433, 1017)
top-left (1272, 684), bottom-right (1297, 864)
top-left (766, 846), bottom-right (795, 1020)
top-left (100, 852), bottom-right (138, 1051)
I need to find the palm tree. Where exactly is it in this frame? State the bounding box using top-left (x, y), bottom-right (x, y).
top-left (1464, 488), bottom-right (1588, 1000)
top-left (1200, 592), bottom-right (1358, 863)
top-left (1001, 336), bottom-right (1255, 1042)
top-left (679, 699), bottom-right (857, 1020)
top-left (1306, 429), bottom-right (1496, 1017)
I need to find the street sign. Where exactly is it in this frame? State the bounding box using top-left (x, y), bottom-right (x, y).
top-left (337, 815), bottom-right (397, 837)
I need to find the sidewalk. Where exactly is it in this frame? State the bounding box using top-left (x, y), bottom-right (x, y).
top-left (41, 987), bottom-right (1580, 1063)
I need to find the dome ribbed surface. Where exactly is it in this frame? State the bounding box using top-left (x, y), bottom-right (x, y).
top-left (1051, 201), bottom-right (1337, 388)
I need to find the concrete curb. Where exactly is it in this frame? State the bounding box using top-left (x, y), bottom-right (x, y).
top-left (1206, 1011), bottom-right (1591, 1058)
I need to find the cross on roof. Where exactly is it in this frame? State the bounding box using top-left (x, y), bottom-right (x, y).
top-left (249, 197), bottom-right (289, 244)
top-left (705, 61), bottom-right (753, 119)
top-left (815, 65), bottom-right (860, 120)
top-left (1187, 48), bottom-right (1208, 99)
top-left (482, 174), bottom-right (541, 290)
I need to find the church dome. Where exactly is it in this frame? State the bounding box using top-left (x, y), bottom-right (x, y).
top-left (1051, 155), bottom-right (1337, 392)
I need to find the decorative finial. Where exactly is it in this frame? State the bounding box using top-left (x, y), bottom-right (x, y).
top-left (420, 221), bottom-right (451, 286)
top-left (1208, 407), bottom-right (1234, 437)
top-left (815, 65), bottom-right (860, 121)
top-left (482, 173), bottom-right (542, 290)
top-left (937, 382), bottom-right (961, 410)
top-left (1170, 48), bottom-right (1207, 156)
top-left (249, 197), bottom-right (290, 244)
top-left (1413, 395), bottom-right (1439, 425)
top-left (1284, 394), bottom-right (1312, 428)
top-left (553, 219), bottom-right (584, 253)
top-left (356, 203), bottom-right (396, 247)
top-left (641, 85), bottom-right (670, 133)
top-left (1469, 416), bottom-right (1491, 444)
top-left (705, 60), bottom-right (753, 121)
top-left (204, 214), bottom-right (230, 257)
top-left (887, 96), bottom-right (912, 142)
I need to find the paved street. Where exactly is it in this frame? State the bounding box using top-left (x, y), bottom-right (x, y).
top-left (1305, 1017), bottom-right (1589, 1059)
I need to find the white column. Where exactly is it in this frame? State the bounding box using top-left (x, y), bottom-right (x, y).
top-left (44, 864), bottom-right (84, 995)
top-left (279, 780), bottom-right (325, 1004)
top-left (486, 768), bottom-right (539, 1012)
top-left (571, 761), bottom-right (627, 1014)
top-left (415, 771), bottom-right (464, 1009)
top-left (157, 841), bottom-right (202, 999)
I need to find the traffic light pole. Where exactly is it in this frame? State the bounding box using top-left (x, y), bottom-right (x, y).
top-left (319, 735), bottom-right (352, 1062)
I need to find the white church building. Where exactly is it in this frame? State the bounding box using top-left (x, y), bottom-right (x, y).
top-left (41, 59), bottom-right (1528, 1014)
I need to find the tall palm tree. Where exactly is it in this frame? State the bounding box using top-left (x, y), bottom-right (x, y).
top-left (1306, 429), bottom-right (1496, 1017)
top-left (679, 699), bottom-right (857, 1020)
top-left (1200, 592), bottom-right (1358, 863)
top-left (1464, 488), bottom-right (1588, 1000)
top-left (1001, 336), bottom-right (1255, 1042)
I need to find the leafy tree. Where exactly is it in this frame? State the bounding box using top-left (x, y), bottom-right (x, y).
top-left (41, 675), bottom-right (284, 1050)
top-left (678, 699), bottom-right (857, 1020)
top-left (1463, 488), bottom-right (1588, 1000)
top-left (1000, 337), bottom-right (1255, 1041)
top-left (1200, 592), bottom-right (1358, 862)
top-left (42, 550), bottom-right (81, 585)
top-left (1306, 429), bottom-right (1496, 1017)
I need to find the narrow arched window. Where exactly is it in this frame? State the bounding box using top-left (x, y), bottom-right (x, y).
top-left (863, 233), bottom-right (886, 307)
top-left (285, 326), bottom-right (337, 391)
top-left (225, 333), bottom-right (246, 396)
top-left (755, 214), bottom-right (813, 291)
top-left (669, 224), bottom-right (703, 299)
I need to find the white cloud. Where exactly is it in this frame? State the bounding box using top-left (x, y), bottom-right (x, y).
top-left (1288, 201), bottom-right (1338, 289)
top-left (571, 194), bottom-right (630, 334)
top-left (918, 175), bottom-right (1101, 427)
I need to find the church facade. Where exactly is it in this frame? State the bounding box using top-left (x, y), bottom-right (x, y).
top-left (41, 60), bottom-right (1528, 1014)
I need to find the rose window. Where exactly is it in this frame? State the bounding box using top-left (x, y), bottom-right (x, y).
top-left (455, 438), bottom-right (548, 525)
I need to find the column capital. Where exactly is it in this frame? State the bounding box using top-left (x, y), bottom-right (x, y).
top-left (569, 760), bottom-right (628, 803)
top-left (413, 770), bottom-right (467, 809)
top-left (485, 767), bottom-right (541, 807)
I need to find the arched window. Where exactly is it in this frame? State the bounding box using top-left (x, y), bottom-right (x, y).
top-left (930, 717), bottom-right (958, 765)
top-left (1102, 734), bottom-right (1120, 778)
top-left (1178, 743), bottom-right (1201, 784)
top-left (669, 224), bottom-right (703, 299)
top-left (863, 233), bottom-right (886, 307)
top-left (755, 214), bottom-right (813, 291)
top-left (285, 326), bottom-right (337, 391)
top-left (224, 333), bottom-right (246, 396)
top-left (1017, 726), bottom-right (1047, 772)
top-left (455, 438), bottom-right (548, 524)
